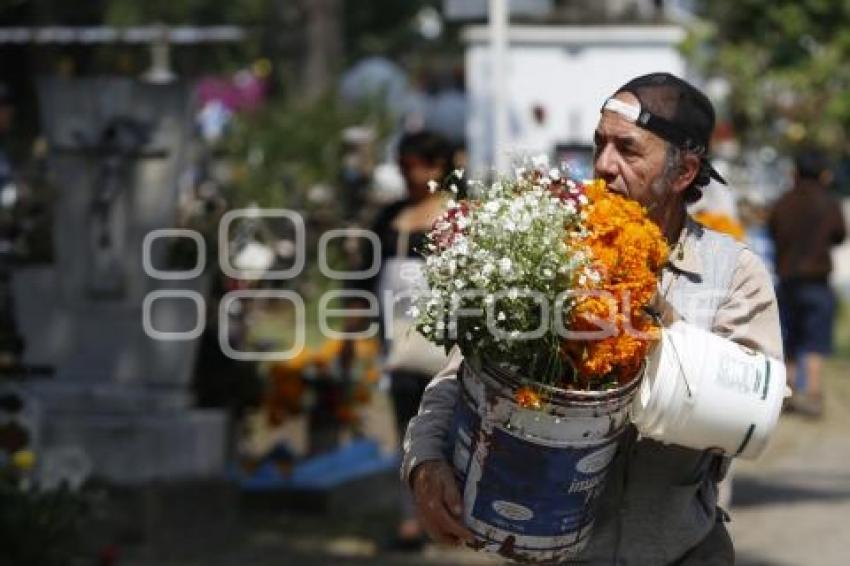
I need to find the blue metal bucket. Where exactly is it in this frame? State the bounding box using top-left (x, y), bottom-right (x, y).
top-left (451, 359), bottom-right (640, 563)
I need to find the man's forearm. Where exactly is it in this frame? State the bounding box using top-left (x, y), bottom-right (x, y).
top-left (401, 346), bottom-right (464, 483)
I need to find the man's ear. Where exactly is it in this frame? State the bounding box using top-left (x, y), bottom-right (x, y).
top-left (671, 153), bottom-right (700, 195)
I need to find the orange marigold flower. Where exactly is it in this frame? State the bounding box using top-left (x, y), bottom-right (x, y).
top-left (566, 180), bottom-right (668, 385)
top-left (693, 211), bottom-right (746, 241)
top-left (515, 386), bottom-right (543, 409)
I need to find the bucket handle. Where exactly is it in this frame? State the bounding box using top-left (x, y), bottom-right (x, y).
top-left (661, 327), bottom-right (695, 399)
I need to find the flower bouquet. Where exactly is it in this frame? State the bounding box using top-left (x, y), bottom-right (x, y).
top-left (414, 159), bottom-right (668, 395)
top-left (411, 160), bottom-right (669, 562)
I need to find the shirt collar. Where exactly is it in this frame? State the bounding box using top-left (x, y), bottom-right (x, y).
top-left (666, 215), bottom-right (703, 275)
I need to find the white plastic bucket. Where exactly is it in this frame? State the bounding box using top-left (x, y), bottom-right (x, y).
top-left (631, 321), bottom-right (786, 460)
top-left (450, 359), bottom-right (640, 563)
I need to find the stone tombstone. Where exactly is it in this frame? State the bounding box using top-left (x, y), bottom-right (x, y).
top-left (12, 77), bottom-right (225, 483)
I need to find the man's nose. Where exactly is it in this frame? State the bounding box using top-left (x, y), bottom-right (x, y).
top-left (593, 145), bottom-right (618, 181)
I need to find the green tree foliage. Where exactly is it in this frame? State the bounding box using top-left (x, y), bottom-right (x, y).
top-left (224, 92), bottom-right (391, 210)
top-left (694, 0), bottom-right (850, 151)
top-left (344, 1), bottom-right (429, 59)
top-left (0, 479), bottom-right (88, 565)
top-left (104, 0), bottom-right (272, 26)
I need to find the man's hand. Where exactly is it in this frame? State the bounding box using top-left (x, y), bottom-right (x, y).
top-left (411, 460), bottom-right (475, 546)
top-left (646, 291), bottom-right (681, 327)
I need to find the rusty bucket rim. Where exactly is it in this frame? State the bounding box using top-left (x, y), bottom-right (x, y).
top-left (466, 355), bottom-right (644, 407)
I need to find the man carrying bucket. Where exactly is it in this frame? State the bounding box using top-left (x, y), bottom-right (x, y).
top-left (403, 73), bottom-right (782, 564)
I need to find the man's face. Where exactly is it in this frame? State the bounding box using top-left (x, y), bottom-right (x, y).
top-left (592, 92), bottom-right (669, 209)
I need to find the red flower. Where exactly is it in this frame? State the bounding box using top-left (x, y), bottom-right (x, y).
top-left (432, 201), bottom-right (471, 250)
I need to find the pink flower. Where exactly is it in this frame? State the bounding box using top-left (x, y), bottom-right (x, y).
top-left (432, 201), bottom-right (471, 250)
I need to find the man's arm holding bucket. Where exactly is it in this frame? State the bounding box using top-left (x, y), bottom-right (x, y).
top-left (401, 346), bottom-right (474, 545)
top-left (401, 345), bottom-right (464, 480)
top-left (695, 248), bottom-right (783, 486)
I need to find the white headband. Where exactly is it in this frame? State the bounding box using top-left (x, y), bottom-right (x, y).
top-left (602, 98), bottom-right (641, 122)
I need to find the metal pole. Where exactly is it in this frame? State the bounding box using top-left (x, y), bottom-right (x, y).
top-left (489, 0), bottom-right (509, 174)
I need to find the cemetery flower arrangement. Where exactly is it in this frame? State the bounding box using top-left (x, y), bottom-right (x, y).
top-left (262, 337), bottom-right (381, 426)
top-left (413, 162), bottom-right (668, 394)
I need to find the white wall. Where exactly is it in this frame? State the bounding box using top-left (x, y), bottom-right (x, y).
top-left (464, 25), bottom-right (686, 175)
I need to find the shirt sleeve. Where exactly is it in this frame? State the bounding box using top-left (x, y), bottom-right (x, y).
top-left (400, 345), bottom-right (464, 484)
top-left (712, 248), bottom-right (783, 360)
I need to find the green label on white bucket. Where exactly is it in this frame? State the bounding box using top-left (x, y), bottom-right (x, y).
top-left (716, 356), bottom-right (764, 396)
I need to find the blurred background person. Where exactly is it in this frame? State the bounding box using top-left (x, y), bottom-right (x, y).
top-left (351, 130), bottom-right (453, 549)
top-left (769, 148), bottom-right (847, 418)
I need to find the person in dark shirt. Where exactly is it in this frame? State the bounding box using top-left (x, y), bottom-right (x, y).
top-left (356, 130), bottom-right (453, 548)
top-left (769, 148), bottom-right (847, 417)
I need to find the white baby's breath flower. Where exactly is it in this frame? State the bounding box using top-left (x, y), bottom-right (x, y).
top-left (454, 168), bottom-right (465, 178)
top-left (407, 306), bottom-right (420, 318)
top-left (428, 179), bottom-right (439, 193)
top-left (413, 160), bottom-right (597, 372)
